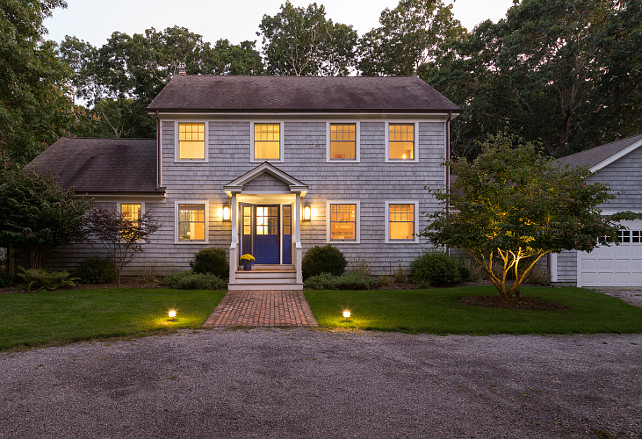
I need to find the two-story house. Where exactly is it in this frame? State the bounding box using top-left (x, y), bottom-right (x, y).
top-left (29, 75), bottom-right (460, 290)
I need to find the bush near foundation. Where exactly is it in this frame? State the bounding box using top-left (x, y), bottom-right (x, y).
top-left (76, 257), bottom-right (117, 284)
top-left (190, 248), bottom-right (229, 279)
top-left (302, 245), bottom-right (347, 280)
top-left (410, 252), bottom-right (462, 287)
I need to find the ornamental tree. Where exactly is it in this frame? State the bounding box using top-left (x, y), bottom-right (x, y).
top-left (84, 207), bottom-right (160, 286)
top-left (0, 168), bottom-right (91, 269)
top-left (421, 133), bottom-right (638, 299)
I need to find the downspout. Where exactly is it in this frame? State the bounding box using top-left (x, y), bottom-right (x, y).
top-left (156, 110), bottom-right (161, 189)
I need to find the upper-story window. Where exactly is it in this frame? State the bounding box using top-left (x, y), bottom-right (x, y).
top-left (387, 123), bottom-right (417, 161)
top-left (328, 123), bottom-right (359, 161)
top-left (178, 122), bottom-right (206, 160)
top-left (253, 123), bottom-right (282, 161)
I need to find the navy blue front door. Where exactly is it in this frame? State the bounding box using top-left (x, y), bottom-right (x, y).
top-left (253, 205), bottom-right (280, 264)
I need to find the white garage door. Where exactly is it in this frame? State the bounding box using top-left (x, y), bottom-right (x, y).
top-left (578, 220), bottom-right (642, 287)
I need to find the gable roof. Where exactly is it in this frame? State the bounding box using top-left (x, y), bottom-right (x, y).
top-left (147, 76), bottom-right (461, 114)
top-left (26, 137), bottom-right (162, 195)
top-left (558, 134), bottom-right (642, 172)
top-left (224, 162), bottom-right (308, 197)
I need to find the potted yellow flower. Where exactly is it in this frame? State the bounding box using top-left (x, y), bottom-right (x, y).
top-left (240, 254), bottom-right (255, 271)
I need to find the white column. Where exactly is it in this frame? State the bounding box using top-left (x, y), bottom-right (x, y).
top-left (228, 193), bottom-right (237, 284)
top-left (295, 193), bottom-right (303, 284)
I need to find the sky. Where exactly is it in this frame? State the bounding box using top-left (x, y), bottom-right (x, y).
top-left (43, 0), bottom-right (516, 47)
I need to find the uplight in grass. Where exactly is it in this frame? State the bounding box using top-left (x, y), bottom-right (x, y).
top-left (168, 309), bottom-right (177, 319)
top-left (343, 310), bottom-right (351, 319)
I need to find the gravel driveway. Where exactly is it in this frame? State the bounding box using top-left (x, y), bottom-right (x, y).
top-left (0, 329), bottom-right (640, 439)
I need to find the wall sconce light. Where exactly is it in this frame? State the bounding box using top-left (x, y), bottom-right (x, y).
top-left (223, 203), bottom-right (231, 221)
top-left (303, 204), bottom-right (311, 222)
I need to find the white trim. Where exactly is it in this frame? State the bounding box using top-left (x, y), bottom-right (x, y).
top-left (326, 200), bottom-right (361, 243)
top-left (174, 200), bottom-right (210, 244)
top-left (174, 121), bottom-right (208, 162)
top-left (326, 121), bottom-right (360, 163)
top-left (154, 112), bottom-right (458, 120)
top-left (550, 252), bottom-right (558, 283)
top-left (385, 201), bottom-right (420, 243)
top-left (384, 121), bottom-right (419, 163)
top-left (118, 201), bottom-right (145, 217)
top-left (250, 121), bottom-right (284, 163)
top-left (589, 138), bottom-right (642, 172)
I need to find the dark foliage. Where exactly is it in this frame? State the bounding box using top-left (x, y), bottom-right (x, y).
top-left (190, 248), bottom-right (229, 279)
top-left (410, 252), bottom-right (462, 286)
top-left (76, 257), bottom-right (117, 284)
top-left (302, 245), bottom-right (347, 280)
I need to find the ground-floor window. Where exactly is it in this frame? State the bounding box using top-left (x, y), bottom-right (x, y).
top-left (120, 203), bottom-right (142, 240)
top-left (177, 202), bottom-right (207, 242)
top-left (327, 201), bottom-right (359, 242)
top-left (386, 201), bottom-right (419, 243)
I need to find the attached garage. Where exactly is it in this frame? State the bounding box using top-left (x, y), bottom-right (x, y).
top-left (577, 220), bottom-right (642, 287)
top-left (552, 133), bottom-right (642, 288)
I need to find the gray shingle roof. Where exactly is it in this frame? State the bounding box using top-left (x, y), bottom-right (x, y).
top-left (558, 134), bottom-right (642, 169)
top-left (147, 75), bottom-right (461, 113)
top-left (27, 137), bottom-right (160, 194)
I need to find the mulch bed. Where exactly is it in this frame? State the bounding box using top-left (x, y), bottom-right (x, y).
top-left (459, 295), bottom-right (567, 311)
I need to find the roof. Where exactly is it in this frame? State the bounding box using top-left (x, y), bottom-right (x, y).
top-left (27, 137), bottom-right (162, 194)
top-left (147, 75), bottom-right (461, 114)
top-left (558, 134), bottom-right (642, 172)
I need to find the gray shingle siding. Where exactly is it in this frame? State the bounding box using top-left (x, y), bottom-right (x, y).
top-left (42, 117), bottom-right (447, 276)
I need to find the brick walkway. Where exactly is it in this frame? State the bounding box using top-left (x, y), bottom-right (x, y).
top-left (202, 291), bottom-right (318, 328)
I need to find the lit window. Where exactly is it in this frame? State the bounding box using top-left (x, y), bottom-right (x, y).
top-left (178, 123), bottom-right (205, 160)
top-left (389, 124), bottom-right (414, 160)
top-left (178, 204), bottom-right (206, 241)
top-left (254, 123), bottom-right (280, 160)
top-left (388, 204), bottom-right (415, 240)
top-left (120, 203), bottom-right (141, 240)
top-left (330, 123), bottom-right (356, 160)
top-left (255, 206), bottom-right (279, 235)
top-left (330, 204), bottom-right (356, 240)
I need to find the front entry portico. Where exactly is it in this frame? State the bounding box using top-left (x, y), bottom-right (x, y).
top-left (224, 162), bottom-right (308, 290)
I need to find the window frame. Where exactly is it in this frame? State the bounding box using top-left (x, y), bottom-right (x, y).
top-left (251, 121), bottom-right (284, 162)
top-left (385, 121), bottom-right (419, 163)
top-left (175, 121), bottom-right (208, 162)
top-left (326, 200), bottom-right (360, 243)
top-left (175, 200), bottom-right (209, 244)
top-left (385, 201), bottom-right (420, 243)
top-left (119, 202), bottom-right (144, 242)
top-left (326, 122), bottom-right (360, 163)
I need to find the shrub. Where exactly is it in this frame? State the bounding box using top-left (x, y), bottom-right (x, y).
top-left (76, 257), bottom-right (116, 284)
top-left (303, 271), bottom-right (373, 290)
top-left (410, 252), bottom-right (461, 286)
top-left (17, 267), bottom-right (78, 292)
top-left (334, 271), bottom-right (374, 290)
top-left (303, 272), bottom-right (335, 289)
top-left (162, 271), bottom-right (227, 290)
top-left (190, 248), bottom-right (229, 279)
top-left (350, 257), bottom-right (372, 276)
top-left (302, 245), bottom-right (347, 280)
top-left (0, 268), bottom-right (13, 288)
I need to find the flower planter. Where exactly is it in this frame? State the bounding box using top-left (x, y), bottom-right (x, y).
top-left (243, 261), bottom-right (252, 271)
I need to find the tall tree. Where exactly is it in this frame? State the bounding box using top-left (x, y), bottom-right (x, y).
top-left (358, 0), bottom-right (466, 76)
top-left (258, 1), bottom-right (358, 76)
top-left (422, 0), bottom-right (642, 158)
top-left (0, 0), bottom-right (74, 167)
top-left (59, 27), bottom-right (264, 138)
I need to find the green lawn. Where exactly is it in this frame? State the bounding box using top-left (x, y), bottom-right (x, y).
top-left (0, 288), bottom-right (225, 351)
top-left (305, 286), bottom-right (642, 334)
